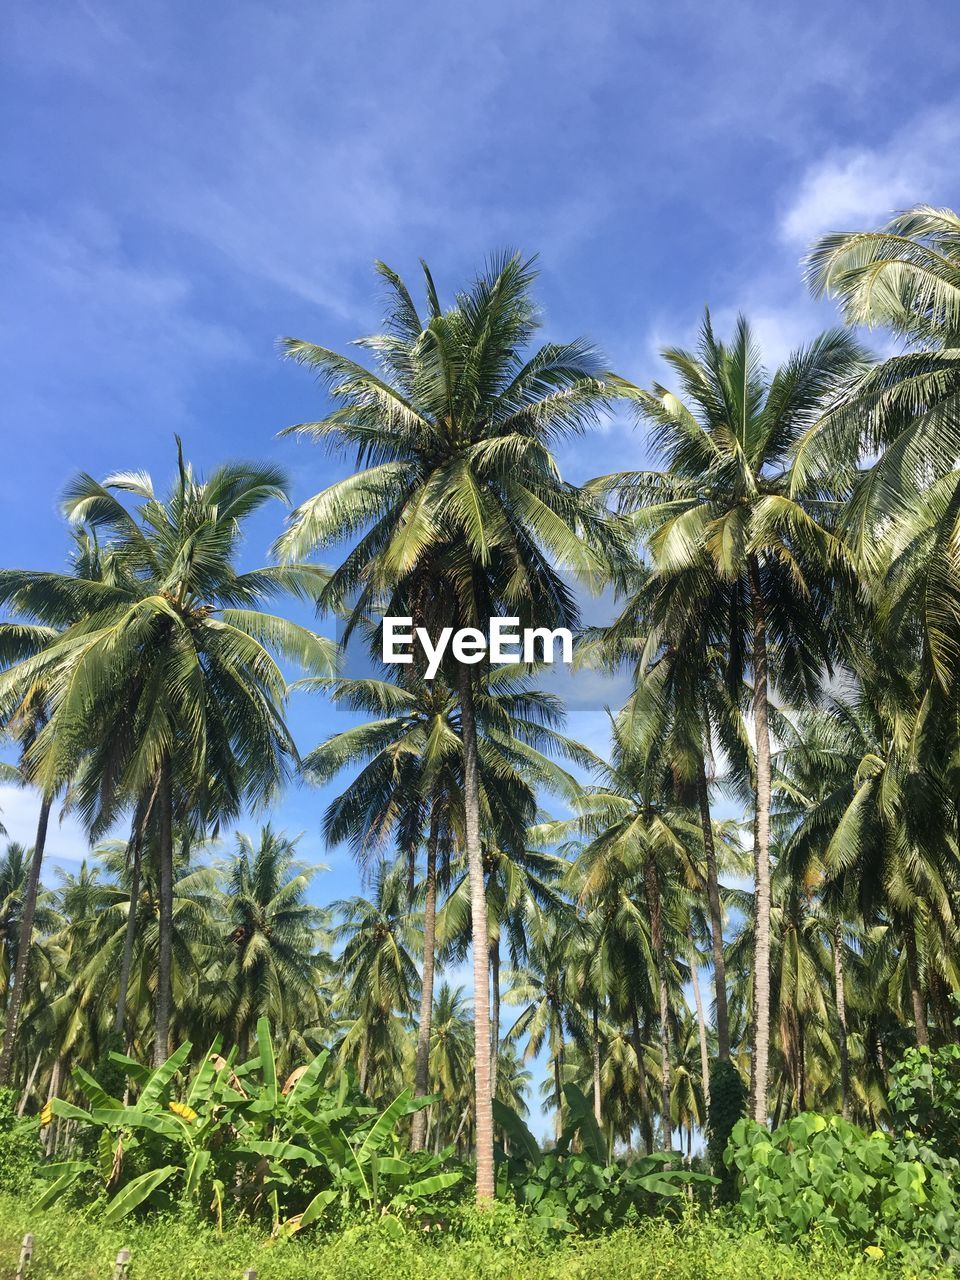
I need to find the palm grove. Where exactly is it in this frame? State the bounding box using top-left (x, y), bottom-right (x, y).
top-left (2, 207), bottom-right (960, 1206)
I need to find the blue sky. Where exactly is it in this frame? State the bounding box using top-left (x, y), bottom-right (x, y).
top-left (2, 2), bottom-right (958, 926)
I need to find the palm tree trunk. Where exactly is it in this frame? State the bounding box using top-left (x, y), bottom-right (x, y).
top-left (747, 555), bottom-right (773, 1125)
top-left (114, 825), bottom-right (142, 1037)
top-left (490, 936), bottom-right (500, 1099)
top-left (687, 929), bottom-right (711, 1114)
top-left (552, 1035), bottom-right (564, 1142)
top-left (644, 853), bottom-right (672, 1148)
top-left (42, 1056), bottom-right (61, 1156)
top-left (592, 1004), bottom-right (602, 1126)
top-left (152, 757), bottom-right (174, 1068)
top-left (0, 792), bottom-right (52, 1085)
top-left (832, 924), bottom-right (851, 1121)
top-left (904, 926), bottom-right (929, 1049)
top-left (457, 665), bottom-right (494, 1201)
top-left (630, 999), bottom-right (652, 1154)
top-left (410, 808), bottom-right (441, 1152)
top-left (697, 754), bottom-right (729, 1060)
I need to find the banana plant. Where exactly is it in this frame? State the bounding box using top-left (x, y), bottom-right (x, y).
top-left (35, 1019), bottom-right (461, 1232)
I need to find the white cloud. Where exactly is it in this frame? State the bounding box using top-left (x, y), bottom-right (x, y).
top-left (780, 104), bottom-right (960, 246)
top-left (0, 784), bottom-right (91, 880)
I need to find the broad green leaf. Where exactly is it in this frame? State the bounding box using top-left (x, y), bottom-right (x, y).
top-left (140, 1041), bottom-right (192, 1107)
top-left (102, 1166), bottom-right (179, 1225)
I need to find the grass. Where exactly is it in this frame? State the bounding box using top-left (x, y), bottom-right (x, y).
top-left (0, 1194), bottom-right (949, 1280)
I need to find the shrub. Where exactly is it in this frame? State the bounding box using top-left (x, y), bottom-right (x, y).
top-left (727, 1111), bottom-right (960, 1265)
top-left (706, 1059), bottom-right (747, 1203)
top-left (494, 1083), bottom-right (714, 1235)
top-left (0, 1086), bottom-right (40, 1195)
top-left (889, 1042), bottom-right (960, 1161)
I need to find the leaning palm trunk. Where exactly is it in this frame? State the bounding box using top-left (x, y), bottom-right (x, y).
top-left (16, 1051), bottom-right (42, 1116)
top-left (152, 757), bottom-right (174, 1068)
top-left (748, 555), bottom-right (773, 1125)
top-left (687, 928), bottom-right (711, 1114)
top-left (833, 924), bottom-right (851, 1121)
top-left (697, 754), bottom-right (730, 1060)
top-left (0, 791), bottom-right (52, 1084)
top-left (410, 808), bottom-right (441, 1152)
top-left (457, 666), bottom-right (495, 1201)
top-left (644, 852), bottom-right (672, 1148)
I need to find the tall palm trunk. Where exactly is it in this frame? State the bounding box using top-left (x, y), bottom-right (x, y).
top-left (457, 665), bottom-right (494, 1201)
top-left (152, 756), bottom-right (174, 1068)
top-left (410, 807), bottom-right (441, 1152)
top-left (490, 935), bottom-right (500, 1099)
top-left (629, 999), bottom-right (653, 1154)
top-left (747, 555), bottom-right (773, 1125)
top-left (0, 792), bottom-right (52, 1085)
top-left (592, 1004), bottom-right (602, 1126)
top-left (687, 928), bottom-right (711, 1114)
top-left (833, 923), bottom-right (851, 1121)
top-left (644, 852), bottom-right (672, 1148)
top-left (904, 926), bottom-right (929, 1049)
top-left (697, 753), bottom-right (729, 1060)
top-left (114, 804), bottom-right (148, 1037)
top-left (553, 1051), bottom-right (564, 1141)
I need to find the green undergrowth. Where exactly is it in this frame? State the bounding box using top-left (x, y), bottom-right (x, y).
top-left (0, 1194), bottom-right (948, 1280)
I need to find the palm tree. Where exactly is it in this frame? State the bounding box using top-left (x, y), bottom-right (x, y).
top-left (0, 449), bottom-right (335, 1065)
top-left (275, 254), bottom-right (628, 1198)
top-left (221, 826), bottom-right (327, 1061)
top-left (591, 314), bottom-right (866, 1121)
top-left (303, 664), bottom-right (585, 1148)
top-left (504, 910), bottom-right (583, 1140)
top-left (331, 860), bottom-right (420, 1099)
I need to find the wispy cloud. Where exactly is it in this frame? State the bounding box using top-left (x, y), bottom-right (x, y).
top-left (780, 104), bottom-right (960, 246)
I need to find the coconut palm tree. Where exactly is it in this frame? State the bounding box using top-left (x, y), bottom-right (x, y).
top-left (0, 449), bottom-right (335, 1065)
top-left (303, 663), bottom-right (586, 1147)
top-left (220, 826), bottom-right (328, 1062)
top-left (590, 314), bottom-right (866, 1121)
top-left (331, 860), bottom-right (420, 1099)
top-left (275, 254), bottom-right (629, 1197)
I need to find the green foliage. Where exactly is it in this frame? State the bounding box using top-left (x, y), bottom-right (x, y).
top-left (706, 1059), bottom-right (748, 1204)
top-left (0, 1087), bottom-right (40, 1195)
top-left (0, 1192), bottom-right (940, 1280)
top-left (495, 1085), bottom-right (714, 1236)
top-left (34, 1020), bottom-right (461, 1233)
top-left (889, 1041), bottom-right (960, 1161)
top-left (727, 1111), bottom-right (960, 1264)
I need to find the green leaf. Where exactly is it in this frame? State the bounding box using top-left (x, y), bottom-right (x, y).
top-left (400, 1171), bottom-right (463, 1198)
top-left (184, 1149), bottom-right (211, 1200)
top-left (493, 1098), bottom-right (541, 1166)
top-left (32, 1165), bottom-right (89, 1210)
top-left (562, 1082), bottom-right (606, 1165)
top-left (102, 1166), bottom-right (179, 1225)
top-left (72, 1066), bottom-right (123, 1110)
top-left (355, 1089), bottom-right (413, 1164)
top-left (140, 1041), bottom-right (192, 1107)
